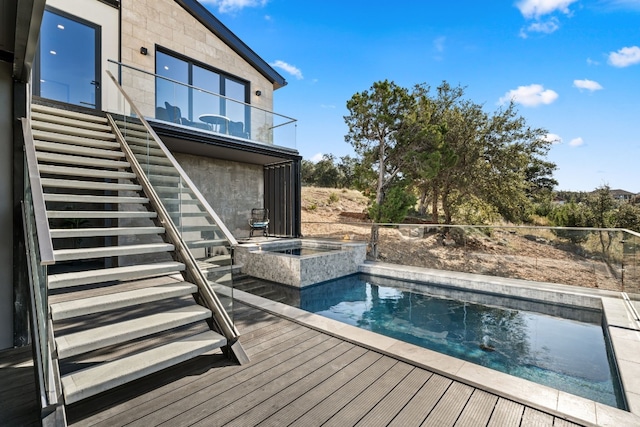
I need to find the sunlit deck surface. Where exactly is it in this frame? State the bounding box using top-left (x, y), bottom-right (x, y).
top-left (3, 302), bottom-right (586, 426)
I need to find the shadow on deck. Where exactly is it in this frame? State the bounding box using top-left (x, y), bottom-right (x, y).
top-left (2, 303), bottom-right (585, 426)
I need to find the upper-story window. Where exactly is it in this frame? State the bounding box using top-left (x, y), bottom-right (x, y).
top-left (34, 7), bottom-right (101, 109)
top-left (155, 49), bottom-right (250, 138)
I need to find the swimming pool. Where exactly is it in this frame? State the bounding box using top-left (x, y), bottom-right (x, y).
top-left (268, 246), bottom-right (336, 256)
top-left (237, 273), bottom-right (624, 408)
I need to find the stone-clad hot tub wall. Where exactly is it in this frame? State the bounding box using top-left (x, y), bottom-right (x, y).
top-left (235, 240), bottom-right (367, 287)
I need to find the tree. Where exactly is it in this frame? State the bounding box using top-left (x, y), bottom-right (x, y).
top-left (345, 80), bottom-right (414, 258)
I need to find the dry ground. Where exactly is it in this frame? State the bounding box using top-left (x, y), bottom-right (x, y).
top-left (300, 187), bottom-right (630, 292)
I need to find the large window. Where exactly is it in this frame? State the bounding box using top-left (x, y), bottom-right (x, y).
top-left (34, 8), bottom-right (101, 109)
top-left (155, 49), bottom-right (249, 137)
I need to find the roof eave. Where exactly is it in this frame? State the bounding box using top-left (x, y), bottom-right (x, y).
top-left (174, 0), bottom-right (287, 90)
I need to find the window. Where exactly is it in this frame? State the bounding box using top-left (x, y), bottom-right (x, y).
top-left (155, 49), bottom-right (249, 137)
top-left (34, 8), bottom-right (101, 109)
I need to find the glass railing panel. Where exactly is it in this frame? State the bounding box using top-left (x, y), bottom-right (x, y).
top-left (22, 153), bottom-right (51, 403)
top-left (106, 62), bottom-right (236, 321)
top-left (624, 231), bottom-right (640, 297)
top-left (107, 59), bottom-right (296, 149)
top-left (301, 221), bottom-right (633, 292)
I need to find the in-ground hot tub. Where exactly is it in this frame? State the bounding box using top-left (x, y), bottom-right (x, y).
top-left (234, 239), bottom-right (367, 287)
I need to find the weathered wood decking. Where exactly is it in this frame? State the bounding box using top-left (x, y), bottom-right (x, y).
top-left (2, 302), bottom-right (585, 426)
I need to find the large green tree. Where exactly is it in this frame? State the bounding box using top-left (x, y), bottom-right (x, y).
top-left (345, 80), bottom-right (414, 257)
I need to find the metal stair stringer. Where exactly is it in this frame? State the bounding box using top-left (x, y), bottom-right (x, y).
top-left (105, 111), bottom-right (248, 365)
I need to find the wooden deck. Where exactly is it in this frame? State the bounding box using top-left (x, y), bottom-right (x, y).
top-left (2, 302), bottom-right (586, 426)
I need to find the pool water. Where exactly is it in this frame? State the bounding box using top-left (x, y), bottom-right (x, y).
top-left (241, 274), bottom-right (623, 408)
top-left (268, 247), bottom-right (336, 256)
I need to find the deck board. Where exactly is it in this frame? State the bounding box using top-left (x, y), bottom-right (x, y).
top-left (288, 356), bottom-right (398, 426)
top-left (521, 406), bottom-right (555, 426)
top-left (322, 360), bottom-right (414, 427)
top-left (224, 344), bottom-right (366, 427)
top-left (454, 389), bottom-right (500, 427)
top-left (422, 381), bottom-right (474, 426)
top-left (354, 368), bottom-right (432, 426)
top-left (86, 327), bottom-right (322, 426)
top-left (388, 373), bottom-right (453, 426)
top-left (1, 302), bottom-right (594, 426)
top-left (164, 335), bottom-right (341, 426)
top-left (487, 398), bottom-right (525, 427)
top-left (256, 351), bottom-right (383, 426)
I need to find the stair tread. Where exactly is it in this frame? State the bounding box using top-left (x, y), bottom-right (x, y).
top-left (35, 140), bottom-right (124, 159)
top-left (41, 177), bottom-right (141, 191)
top-left (51, 282), bottom-right (198, 321)
top-left (36, 151), bottom-right (130, 169)
top-left (186, 239), bottom-right (227, 249)
top-left (38, 164), bottom-right (135, 180)
top-left (32, 111), bottom-right (112, 133)
top-left (47, 211), bottom-right (156, 219)
top-left (61, 330), bottom-right (225, 404)
top-left (32, 120), bottom-right (115, 141)
top-left (48, 262), bottom-right (186, 289)
top-left (53, 243), bottom-right (173, 262)
top-left (44, 194), bottom-right (149, 204)
top-left (32, 104), bottom-right (109, 124)
top-left (32, 129), bottom-right (119, 149)
top-left (50, 226), bottom-right (165, 239)
top-left (56, 304), bottom-right (212, 359)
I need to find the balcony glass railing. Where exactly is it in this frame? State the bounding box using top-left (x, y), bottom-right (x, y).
top-left (107, 60), bottom-right (297, 149)
top-left (301, 221), bottom-right (640, 296)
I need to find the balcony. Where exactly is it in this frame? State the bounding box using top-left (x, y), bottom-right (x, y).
top-left (106, 60), bottom-right (297, 149)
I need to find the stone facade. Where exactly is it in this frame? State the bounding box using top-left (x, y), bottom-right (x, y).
top-left (235, 240), bottom-right (368, 287)
top-left (120, 0), bottom-right (274, 118)
top-left (174, 152), bottom-right (263, 237)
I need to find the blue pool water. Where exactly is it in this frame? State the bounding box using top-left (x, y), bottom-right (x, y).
top-left (244, 274), bottom-right (623, 408)
top-left (268, 246), bottom-right (336, 256)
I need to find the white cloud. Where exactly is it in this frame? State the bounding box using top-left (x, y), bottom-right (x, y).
top-left (516, 0), bottom-right (578, 18)
top-left (543, 133), bottom-right (563, 144)
top-left (608, 46), bottom-right (640, 67)
top-left (310, 153), bottom-right (323, 162)
top-left (200, 0), bottom-right (267, 14)
top-left (602, 0), bottom-right (640, 11)
top-left (433, 36), bottom-right (446, 53)
top-left (586, 57), bottom-right (600, 66)
top-left (499, 84), bottom-right (559, 107)
top-left (573, 79), bottom-right (603, 91)
top-left (569, 137), bottom-right (584, 147)
top-left (270, 60), bottom-right (303, 80)
top-left (523, 18), bottom-right (559, 35)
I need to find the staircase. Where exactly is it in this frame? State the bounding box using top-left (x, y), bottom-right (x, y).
top-left (31, 104), bottom-right (232, 405)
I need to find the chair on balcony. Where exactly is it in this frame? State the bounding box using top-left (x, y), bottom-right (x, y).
top-left (164, 102), bottom-right (210, 130)
top-left (229, 121), bottom-right (249, 139)
top-left (249, 208), bottom-right (269, 237)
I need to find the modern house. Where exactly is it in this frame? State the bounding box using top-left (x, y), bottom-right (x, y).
top-left (1, 0), bottom-right (301, 423)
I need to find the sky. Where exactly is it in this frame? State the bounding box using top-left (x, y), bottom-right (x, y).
top-left (200, 0), bottom-right (640, 192)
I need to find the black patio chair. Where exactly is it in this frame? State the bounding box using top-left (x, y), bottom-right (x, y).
top-left (249, 208), bottom-right (269, 237)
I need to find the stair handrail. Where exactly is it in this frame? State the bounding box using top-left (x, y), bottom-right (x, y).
top-left (20, 118), bottom-right (65, 422)
top-left (107, 115), bottom-right (245, 359)
top-left (103, 77), bottom-right (247, 361)
top-left (22, 118), bottom-right (55, 265)
top-left (105, 70), bottom-right (237, 247)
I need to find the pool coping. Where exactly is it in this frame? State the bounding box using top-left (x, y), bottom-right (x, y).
top-left (230, 261), bottom-right (640, 427)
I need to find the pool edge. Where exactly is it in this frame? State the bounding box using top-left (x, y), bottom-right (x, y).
top-left (231, 263), bottom-right (640, 427)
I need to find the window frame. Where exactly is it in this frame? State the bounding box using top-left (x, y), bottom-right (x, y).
top-left (155, 46), bottom-right (250, 122)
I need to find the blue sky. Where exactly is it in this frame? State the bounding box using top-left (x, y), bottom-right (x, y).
top-left (201, 0), bottom-right (640, 192)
